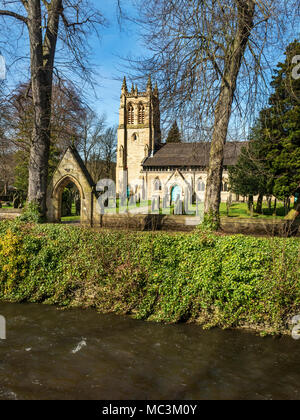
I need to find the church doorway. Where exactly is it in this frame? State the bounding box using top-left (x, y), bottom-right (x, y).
top-left (171, 185), bottom-right (182, 203)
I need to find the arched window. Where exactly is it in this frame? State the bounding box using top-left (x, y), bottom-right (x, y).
top-left (132, 133), bottom-right (138, 141)
top-left (138, 103), bottom-right (145, 124)
top-left (197, 180), bottom-right (205, 192)
top-left (144, 144), bottom-right (149, 157)
top-left (127, 103), bottom-right (134, 125)
top-left (154, 178), bottom-right (162, 191)
top-left (221, 182), bottom-right (228, 192)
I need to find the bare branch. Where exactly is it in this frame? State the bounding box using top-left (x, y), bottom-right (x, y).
top-left (0, 9), bottom-right (27, 24)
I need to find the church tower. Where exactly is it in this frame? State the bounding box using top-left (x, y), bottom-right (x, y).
top-left (116, 76), bottom-right (161, 195)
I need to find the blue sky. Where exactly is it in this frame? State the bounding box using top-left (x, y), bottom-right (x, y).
top-left (85, 1), bottom-right (144, 127)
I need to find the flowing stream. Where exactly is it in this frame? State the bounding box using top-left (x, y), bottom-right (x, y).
top-left (0, 302), bottom-right (299, 400)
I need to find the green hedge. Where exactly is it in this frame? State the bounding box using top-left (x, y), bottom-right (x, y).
top-left (0, 220), bottom-right (299, 335)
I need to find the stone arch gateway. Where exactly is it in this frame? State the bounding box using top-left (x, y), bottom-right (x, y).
top-left (46, 147), bottom-right (97, 225)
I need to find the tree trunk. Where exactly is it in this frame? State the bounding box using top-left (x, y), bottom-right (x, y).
top-left (283, 198), bottom-right (288, 215)
top-left (267, 196), bottom-right (272, 211)
top-left (273, 198), bottom-right (277, 215)
top-left (248, 194), bottom-right (253, 210)
top-left (204, 0), bottom-right (255, 227)
top-left (256, 193), bottom-right (263, 214)
top-left (27, 0), bottom-right (62, 217)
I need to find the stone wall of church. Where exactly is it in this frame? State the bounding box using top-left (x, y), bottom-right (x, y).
top-left (126, 127), bottom-right (150, 190)
top-left (136, 169), bottom-right (231, 203)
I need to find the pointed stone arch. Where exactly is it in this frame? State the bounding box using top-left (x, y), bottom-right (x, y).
top-left (197, 178), bottom-right (206, 192)
top-left (46, 147), bottom-right (96, 225)
top-left (50, 174), bottom-right (84, 222)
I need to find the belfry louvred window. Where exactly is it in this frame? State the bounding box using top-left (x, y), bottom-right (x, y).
top-left (127, 104), bottom-right (134, 124)
top-left (138, 104), bottom-right (145, 124)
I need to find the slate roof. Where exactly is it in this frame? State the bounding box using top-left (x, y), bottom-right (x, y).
top-left (143, 141), bottom-right (246, 168)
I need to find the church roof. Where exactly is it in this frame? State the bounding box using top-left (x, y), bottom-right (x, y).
top-left (143, 141), bottom-right (246, 168)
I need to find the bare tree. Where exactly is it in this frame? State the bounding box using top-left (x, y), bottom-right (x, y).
top-left (8, 80), bottom-right (85, 149)
top-left (0, 0), bottom-right (106, 216)
top-left (0, 81), bottom-right (15, 195)
top-left (1, 80), bottom-right (87, 198)
top-left (98, 126), bottom-right (117, 180)
top-left (130, 0), bottom-right (299, 226)
top-left (77, 109), bottom-right (107, 165)
top-left (0, 81), bottom-right (6, 140)
top-left (85, 124), bottom-right (117, 183)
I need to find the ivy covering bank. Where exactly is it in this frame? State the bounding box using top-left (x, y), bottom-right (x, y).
top-left (0, 220), bottom-right (299, 335)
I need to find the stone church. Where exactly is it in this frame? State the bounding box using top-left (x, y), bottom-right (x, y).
top-left (46, 77), bottom-right (246, 227)
top-left (116, 76), bottom-right (245, 203)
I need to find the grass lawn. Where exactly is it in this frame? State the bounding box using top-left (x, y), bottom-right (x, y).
top-left (49, 199), bottom-right (289, 222)
top-left (61, 215), bottom-right (81, 223)
top-left (1, 204), bottom-right (13, 209)
top-left (104, 199), bottom-right (287, 220)
top-left (219, 201), bottom-right (286, 219)
top-left (61, 203), bottom-right (80, 223)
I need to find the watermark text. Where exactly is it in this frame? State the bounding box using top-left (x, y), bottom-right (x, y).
top-left (292, 55), bottom-right (300, 80)
top-left (291, 315), bottom-right (300, 340)
top-left (0, 315), bottom-right (6, 340)
top-left (0, 55), bottom-right (6, 80)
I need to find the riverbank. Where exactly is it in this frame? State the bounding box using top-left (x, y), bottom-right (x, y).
top-left (0, 220), bottom-right (299, 336)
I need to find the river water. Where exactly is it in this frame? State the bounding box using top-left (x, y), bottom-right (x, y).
top-left (0, 302), bottom-right (299, 400)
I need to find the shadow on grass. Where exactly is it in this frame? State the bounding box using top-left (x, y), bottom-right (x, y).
top-left (220, 202), bottom-right (286, 219)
